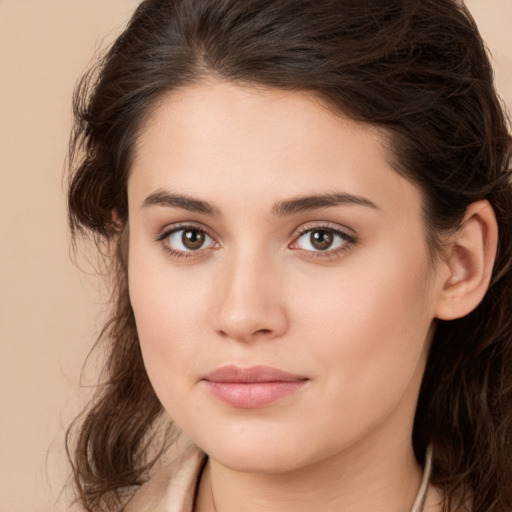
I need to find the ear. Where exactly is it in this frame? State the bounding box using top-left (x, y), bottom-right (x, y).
top-left (111, 210), bottom-right (122, 231)
top-left (435, 200), bottom-right (498, 320)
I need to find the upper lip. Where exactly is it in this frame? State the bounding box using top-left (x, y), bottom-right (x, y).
top-left (203, 365), bottom-right (308, 383)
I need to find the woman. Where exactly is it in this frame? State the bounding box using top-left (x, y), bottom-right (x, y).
top-left (66, 0), bottom-right (512, 511)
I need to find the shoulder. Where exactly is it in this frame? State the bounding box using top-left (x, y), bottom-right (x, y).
top-left (124, 444), bottom-right (206, 512)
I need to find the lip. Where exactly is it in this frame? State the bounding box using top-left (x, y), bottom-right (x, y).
top-left (202, 365), bottom-right (309, 408)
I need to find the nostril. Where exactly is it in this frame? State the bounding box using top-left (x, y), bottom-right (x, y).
top-left (255, 328), bottom-right (272, 335)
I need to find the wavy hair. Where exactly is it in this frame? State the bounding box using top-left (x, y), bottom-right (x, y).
top-left (66, 1), bottom-right (512, 510)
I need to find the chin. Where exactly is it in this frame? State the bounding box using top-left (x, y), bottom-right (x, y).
top-left (210, 442), bottom-right (308, 474)
top-left (189, 421), bottom-right (330, 474)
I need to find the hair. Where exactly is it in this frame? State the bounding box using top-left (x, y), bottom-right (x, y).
top-left (66, 0), bottom-right (512, 511)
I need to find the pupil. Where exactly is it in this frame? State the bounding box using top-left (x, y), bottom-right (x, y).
top-left (311, 230), bottom-right (333, 250)
top-left (182, 229), bottom-right (205, 250)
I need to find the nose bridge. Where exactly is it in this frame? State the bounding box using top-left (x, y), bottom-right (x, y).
top-left (213, 244), bottom-right (288, 342)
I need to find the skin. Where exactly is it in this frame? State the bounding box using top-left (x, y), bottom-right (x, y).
top-left (126, 79), bottom-right (482, 511)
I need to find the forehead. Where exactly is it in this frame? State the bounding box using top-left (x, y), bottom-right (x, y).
top-left (129, 79), bottom-right (422, 219)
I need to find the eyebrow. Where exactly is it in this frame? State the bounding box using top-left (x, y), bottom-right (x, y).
top-left (142, 190), bottom-right (221, 215)
top-left (271, 193), bottom-right (378, 216)
top-left (141, 190), bottom-right (378, 216)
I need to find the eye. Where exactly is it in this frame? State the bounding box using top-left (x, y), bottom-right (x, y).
top-left (161, 226), bottom-right (216, 253)
top-left (291, 226), bottom-right (355, 254)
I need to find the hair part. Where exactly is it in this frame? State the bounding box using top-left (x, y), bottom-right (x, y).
top-left (67, 1), bottom-right (512, 510)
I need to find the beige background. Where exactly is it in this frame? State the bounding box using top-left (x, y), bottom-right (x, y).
top-left (0, 1), bottom-right (511, 511)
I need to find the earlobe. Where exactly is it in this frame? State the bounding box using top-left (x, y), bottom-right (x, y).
top-left (435, 200), bottom-right (498, 321)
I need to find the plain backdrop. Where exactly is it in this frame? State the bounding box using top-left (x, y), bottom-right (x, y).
top-left (0, 1), bottom-right (510, 511)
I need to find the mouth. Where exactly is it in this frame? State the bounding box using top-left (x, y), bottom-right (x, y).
top-left (202, 365), bottom-right (309, 408)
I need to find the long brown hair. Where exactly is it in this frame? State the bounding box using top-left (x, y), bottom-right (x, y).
top-left (66, 1), bottom-right (512, 510)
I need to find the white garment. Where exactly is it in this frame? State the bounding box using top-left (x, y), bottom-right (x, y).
top-left (124, 445), bottom-right (206, 512)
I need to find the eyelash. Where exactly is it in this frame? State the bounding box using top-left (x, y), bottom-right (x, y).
top-left (156, 223), bottom-right (357, 261)
top-left (291, 224), bottom-right (357, 260)
top-left (156, 223), bottom-right (218, 260)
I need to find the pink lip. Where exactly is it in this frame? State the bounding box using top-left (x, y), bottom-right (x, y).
top-left (202, 365), bottom-right (308, 409)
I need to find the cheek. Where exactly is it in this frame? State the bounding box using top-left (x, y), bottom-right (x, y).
top-left (288, 247), bottom-right (435, 402)
top-left (127, 244), bottom-right (211, 394)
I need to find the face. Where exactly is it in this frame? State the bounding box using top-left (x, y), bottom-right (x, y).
top-left (127, 80), bottom-right (445, 473)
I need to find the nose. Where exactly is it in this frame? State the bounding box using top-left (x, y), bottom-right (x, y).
top-left (212, 252), bottom-right (288, 343)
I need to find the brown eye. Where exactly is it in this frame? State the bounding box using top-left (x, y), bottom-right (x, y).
top-left (164, 227), bottom-right (215, 252)
top-left (182, 229), bottom-right (205, 250)
top-left (310, 230), bottom-right (334, 251)
top-left (292, 226), bottom-right (353, 254)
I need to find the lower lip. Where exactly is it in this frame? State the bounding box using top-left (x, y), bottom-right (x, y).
top-left (204, 380), bottom-right (307, 408)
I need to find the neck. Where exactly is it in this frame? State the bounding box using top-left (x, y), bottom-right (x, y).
top-left (196, 438), bottom-right (426, 512)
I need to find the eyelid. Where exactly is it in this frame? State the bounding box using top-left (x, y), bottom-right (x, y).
top-left (155, 222), bottom-right (220, 258)
top-left (156, 221), bottom-right (217, 242)
top-left (290, 221), bottom-right (356, 241)
top-left (289, 222), bottom-right (357, 256)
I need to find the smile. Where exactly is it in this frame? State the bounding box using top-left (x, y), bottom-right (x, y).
top-left (202, 365), bottom-right (309, 408)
